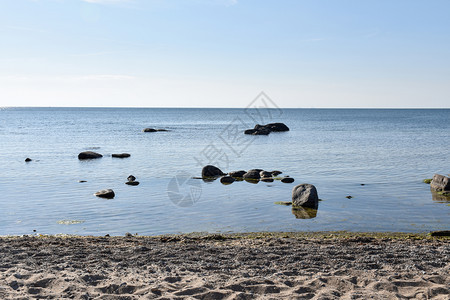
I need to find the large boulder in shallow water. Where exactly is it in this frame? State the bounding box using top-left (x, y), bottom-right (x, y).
top-left (430, 174), bottom-right (450, 192)
top-left (78, 151), bottom-right (103, 160)
top-left (292, 184), bottom-right (319, 209)
top-left (229, 170), bottom-right (246, 177)
top-left (201, 165), bottom-right (224, 178)
top-left (143, 128), bottom-right (157, 132)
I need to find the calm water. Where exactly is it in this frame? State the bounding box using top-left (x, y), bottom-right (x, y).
top-left (0, 107), bottom-right (448, 236)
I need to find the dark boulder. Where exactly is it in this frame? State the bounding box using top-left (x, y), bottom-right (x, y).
top-left (292, 184), bottom-right (319, 209)
top-left (143, 128), bottom-right (157, 132)
top-left (126, 181), bottom-right (140, 186)
top-left (112, 153), bottom-right (130, 158)
top-left (252, 127), bottom-right (270, 135)
top-left (243, 170), bottom-right (261, 180)
top-left (25, 158), bottom-right (32, 162)
top-left (244, 129), bottom-right (256, 135)
top-left (202, 165), bottom-right (224, 178)
top-left (127, 175), bottom-right (136, 182)
top-left (229, 170), bottom-right (246, 177)
top-left (271, 171), bottom-right (282, 176)
top-left (430, 174), bottom-right (450, 192)
top-left (266, 123), bottom-right (289, 132)
top-left (78, 151), bottom-right (103, 160)
top-left (260, 171), bottom-right (272, 178)
top-left (220, 176), bottom-right (235, 185)
top-left (281, 177), bottom-right (295, 183)
top-left (261, 177), bottom-right (274, 182)
top-left (94, 189), bottom-right (115, 199)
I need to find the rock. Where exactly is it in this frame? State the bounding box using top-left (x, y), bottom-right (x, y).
top-left (143, 128), bottom-right (157, 132)
top-left (201, 165), bottom-right (224, 178)
top-left (25, 158), bottom-right (32, 162)
top-left (271, 171), bottom-right (282, 176)
top-left (125, 181), bottom-right (140, 186)
top-left (94, 189), bottom-right (115, 199)
top-left (78, 180), bottom-right (87, 183)
top-left (266, 122), bottom-right (290, 132)
top-left (243, 170), bottom-right (261, 180)
top-left (127, 175), bottom-right (136, 182)
top-left (229, 170), bottom-right (246, 177)
top-left (220, 176), bottom-right (235, 185)
top-left (430, 230), bottom-right (450, 237)
top-left (155, 129), bottom-right (169, 132)
top-left (244, 123), bottom-right (289, 135)
top-left (78, 151), bottom-right (103, 160)
top-left (430, 174), bottom-right (450, 192)
top-left (346, 195), bottom-right (353, 199)
top-left (112, 153), bottom-right (130, 158)
top-left (292, 184), bottom-right (319, 209)
top-left (281, 177), bottom-right (295, 183)
top-left (261, 177), bottom-right (274, 182)
top-left (260, 171), bottom-right (272, 178)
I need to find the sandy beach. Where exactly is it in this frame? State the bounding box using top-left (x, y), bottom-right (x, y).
top-left (0, 232), bottom-right (448, 299)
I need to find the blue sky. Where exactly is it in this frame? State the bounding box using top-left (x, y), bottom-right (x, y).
top-left (0, 0), bottom-right (449, 108)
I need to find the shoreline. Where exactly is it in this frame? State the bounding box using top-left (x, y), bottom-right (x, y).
top-left (1, 231), bottom-right (448, 299)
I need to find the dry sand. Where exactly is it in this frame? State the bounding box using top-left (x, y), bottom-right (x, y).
top-left (0, 232), bottom-right (449, 299)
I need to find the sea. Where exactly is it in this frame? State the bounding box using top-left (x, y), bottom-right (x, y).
top-left (0, 107), bottom-right (448, 236)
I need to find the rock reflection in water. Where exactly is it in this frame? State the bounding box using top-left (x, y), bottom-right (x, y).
top-left (292, 206), bottom-right (318, 219)
top-left (431, 190), bottom-right (450, 203)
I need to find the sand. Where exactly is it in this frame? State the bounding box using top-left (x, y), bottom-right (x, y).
top-left (0, 232), bottom-right (448, 299)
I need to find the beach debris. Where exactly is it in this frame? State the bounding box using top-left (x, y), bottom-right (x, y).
top-left (25, 158), bottom-right (32, 162)
top-left (94, 189), bottom-right (115, 199)
top-left (244, 122), bottom-right (289, 135)
top-left (112, 153), bottom-right (131, 158)
top-left (126, 175), bottom-right (139, 186)
top-left (202, 165), bottom-right (224, 178)
top-left (78, 151), bottom-right (103, 160)
top-left (430, 174), bottom-right (449, 192)
top-left (292, 184), bottom-right (319, 209)
top-left (220, 176), bottom-right (235, 185)
top-left (281, 177), bottom-right (295, 183)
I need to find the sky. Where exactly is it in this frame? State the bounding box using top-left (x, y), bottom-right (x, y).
top-left (0, 0), bottom-right (449, 108)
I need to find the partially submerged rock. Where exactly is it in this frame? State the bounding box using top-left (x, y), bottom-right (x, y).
top-left (220, 176), bottom-right (235, 185)
top-left (292, 184), bottom-right (319, 209)
top-left (126, 181), bottom-right (140, 186)
top-left (202, 165), bottom-right (224, 178)
top-left (430, 174), bottom-right (450, 192)
top-left (112, 153), bottom-right (130, 158)
top-left (244, 122), bottom-right (289, 135)
top-left (78, 151), bottom-right (103, 160)
top-left (281, 177), bottom-right (295, 183)
top-left (143, 128), bottom-right (157, 132)
top-left (229, 170), bottom-right (246, 178)
top-left (94, 189), bottom-right (115, 199)
top-left (127, 175), bottom-right (136, 182)
top-left (25, 158), bottom-right (32, 162)
top-left (243, 170), bottom-right (261, 180)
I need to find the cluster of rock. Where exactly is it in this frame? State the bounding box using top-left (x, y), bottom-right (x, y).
top-left (78, 151), bottom-right (131, 159)
top-left (201, 165), bottom-right (294, 184)
top-left (244, 122), bottom-right (289, 135)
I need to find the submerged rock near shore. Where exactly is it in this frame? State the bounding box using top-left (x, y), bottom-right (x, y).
top-left (202, 165), bottom-right (224, 178)
top-left (94, 189), bottom-right (115, 199)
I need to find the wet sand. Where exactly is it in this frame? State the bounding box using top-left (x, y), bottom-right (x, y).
top-left (0, 232), bottom-right (449, 299)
